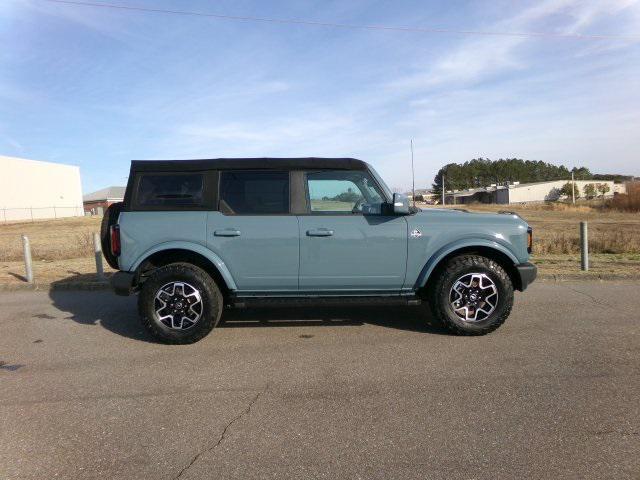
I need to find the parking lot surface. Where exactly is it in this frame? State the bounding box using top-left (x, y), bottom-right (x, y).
top-left (0, 282), bottom-right (638, 479)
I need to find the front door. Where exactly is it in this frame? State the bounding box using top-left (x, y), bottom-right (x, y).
top-left (207, 170), bottom-right (298, 293)
top-left (298, 169), bottom-right (408, 292)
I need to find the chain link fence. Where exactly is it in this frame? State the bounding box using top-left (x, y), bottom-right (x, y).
top-left (1, 206), bottom-right (85, 223)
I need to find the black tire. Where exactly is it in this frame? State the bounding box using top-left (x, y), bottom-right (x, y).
top-left (100, 202), bottom-right (123, 269)
top-left (428, 255), bottom-right (513, 336)
top-left (138, 263), bottom-right (223, 344)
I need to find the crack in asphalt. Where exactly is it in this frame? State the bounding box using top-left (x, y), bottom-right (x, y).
top-left (174, 384), bottom-right (268, 479)
top-left (560, 284), bottom-right (616, 310)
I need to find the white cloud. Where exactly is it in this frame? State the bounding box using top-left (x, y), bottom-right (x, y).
top-left (389, 0), bottom-right (640, 92)
top-left (166, 114), bottom-right (357, 154)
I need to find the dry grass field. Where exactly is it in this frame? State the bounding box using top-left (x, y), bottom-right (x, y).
top-left (0, 216), bottom-right (102, 262)
top-left (1, 204), bottom-right (639, 286)
top-left (434, 202), bottom-right (640, 255)
top-left (0, 216), bottom-right (115, 285)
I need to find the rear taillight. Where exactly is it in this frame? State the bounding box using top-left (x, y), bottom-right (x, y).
top-left (110, 224), bottom-right (121, 257)
top-left (527, 227), bottom-right (533, 254)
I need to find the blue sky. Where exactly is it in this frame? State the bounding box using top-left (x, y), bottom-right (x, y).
top-left (1, 0), bottom-right (639, 194)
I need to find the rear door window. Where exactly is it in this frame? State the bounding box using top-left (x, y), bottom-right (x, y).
top-left (135, 173), bottom-right (205, 208)
top-left (219, 171), bottom-right (289, 215)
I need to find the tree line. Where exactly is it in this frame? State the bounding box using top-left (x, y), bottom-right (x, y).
top-left (558, 182), bottom-right (610, 199)
top-left (431, 158), bottom-right (631, 193)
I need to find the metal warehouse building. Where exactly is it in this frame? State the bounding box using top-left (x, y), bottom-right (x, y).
top-left (0, 155), bottom-right (83, 222)
top-left (447, 179), bottom-right (618, 205)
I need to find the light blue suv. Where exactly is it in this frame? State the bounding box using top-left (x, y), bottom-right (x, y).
top-left (103, 158), bottom-right (536, 344)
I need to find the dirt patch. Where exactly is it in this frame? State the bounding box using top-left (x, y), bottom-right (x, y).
top-left (0, 257), bottom-right (115, 285)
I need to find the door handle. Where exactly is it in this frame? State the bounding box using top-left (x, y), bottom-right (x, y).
top-left (307, 228), bottom-right (334, 237)
top-left (214, 228), bottom-right (241, 237)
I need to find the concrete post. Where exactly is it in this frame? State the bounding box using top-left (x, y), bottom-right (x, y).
top-left (580, 221), bottom-right (588, 271)
top-left (22, 235), bottom-right (34, 283)
top-left (93, 232), bottom-right (104, 280)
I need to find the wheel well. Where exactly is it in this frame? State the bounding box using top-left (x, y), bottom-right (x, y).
top-left (421, 246), bottom-right (521, 294)
top-left (137, 249), bottom-right (230, 300)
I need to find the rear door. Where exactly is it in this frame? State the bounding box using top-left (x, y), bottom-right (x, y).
top-left (206, 170), bottom-right (299, 293)
top-left (297, 169), bottom-right (408, 292)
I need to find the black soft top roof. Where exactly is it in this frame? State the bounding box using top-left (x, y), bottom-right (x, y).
top-left (130, 157), bottom-right (369, 172)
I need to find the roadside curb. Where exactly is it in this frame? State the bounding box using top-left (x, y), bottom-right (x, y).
top-left (537, 273), bottom-right (640, 282)
top-left (0, 281), bottom-right (110, 292)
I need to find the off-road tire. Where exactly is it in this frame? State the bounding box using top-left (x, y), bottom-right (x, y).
top-left (138, 263), bottom-right (223, 344)
top-left (100, 202), bottom-right (123, 269)
top-left (428, 255), bottom-right (513, 336)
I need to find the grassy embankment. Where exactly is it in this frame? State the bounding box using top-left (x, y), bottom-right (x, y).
top-left (1, 202), bottom-right (639, 285)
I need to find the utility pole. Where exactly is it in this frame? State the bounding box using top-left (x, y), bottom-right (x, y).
top-left (410, 140), bottom-right (416, 207)
top-left (571, 171), bottom-right (575, 204)
top-left (441, 174), bottom-right (445, 206)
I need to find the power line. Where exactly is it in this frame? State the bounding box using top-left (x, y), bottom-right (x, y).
top-left (36, 0), bottom-right (640, 40)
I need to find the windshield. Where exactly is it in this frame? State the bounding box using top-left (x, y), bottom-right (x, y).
top-left (367, 164), bottom-right (393, 202)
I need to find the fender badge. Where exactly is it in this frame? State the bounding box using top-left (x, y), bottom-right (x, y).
top-left (410, 229), bottom-right (422, 238)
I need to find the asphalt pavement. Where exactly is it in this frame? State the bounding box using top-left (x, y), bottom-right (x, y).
top-left (0, 282), bottom-right (638, 479)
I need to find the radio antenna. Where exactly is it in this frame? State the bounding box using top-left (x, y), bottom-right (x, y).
top-left (410, 139), bottom-right (416, 207)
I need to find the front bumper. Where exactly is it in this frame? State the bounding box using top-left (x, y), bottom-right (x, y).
top-left (110, 271), bottom-right (136, 296)
top-left (515, 262), bottom-right (537, 291)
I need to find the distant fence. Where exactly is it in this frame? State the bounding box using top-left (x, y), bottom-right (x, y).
top-left (1, 206), bottom-right (85, 223)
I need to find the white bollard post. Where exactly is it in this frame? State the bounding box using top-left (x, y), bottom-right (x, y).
top-left (22, 235), bottom-right (34, 283)
top-left (93, 232), bottom-right (104, 280)
top-left (580, 222), bottom-right (588, 271)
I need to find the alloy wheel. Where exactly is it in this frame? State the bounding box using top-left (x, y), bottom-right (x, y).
top-left (154, 281), bottom-right (203, 330)
top-left (449, 273), bottom-right (498, 322)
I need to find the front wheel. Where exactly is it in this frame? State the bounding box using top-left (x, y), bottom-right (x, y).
top-left (428, 255), bottom-right (514, 335)
top-left (138, 263), bottom-right (223, 344)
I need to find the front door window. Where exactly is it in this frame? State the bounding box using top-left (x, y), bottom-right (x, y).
top-left (306, 170), bottom-right (385, 214)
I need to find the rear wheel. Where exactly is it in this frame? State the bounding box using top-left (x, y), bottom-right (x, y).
top-left (428, 255), bottom-right (513, 335)
top-left (138, 263), bottom-right (223, 344)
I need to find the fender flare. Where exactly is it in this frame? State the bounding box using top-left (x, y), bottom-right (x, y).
top-left (131, 241), bottom-right (238, 291)
top-left (415, 238), bottom-right (519, 289)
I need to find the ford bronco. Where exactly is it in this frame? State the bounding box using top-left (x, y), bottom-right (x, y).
top-left (103, 158), bottom-right (536, 344)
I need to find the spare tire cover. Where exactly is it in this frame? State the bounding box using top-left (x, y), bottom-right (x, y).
top-left (100, 202), bottom-right (123, 270)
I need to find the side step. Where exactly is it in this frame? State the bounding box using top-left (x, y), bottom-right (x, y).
top-left (227, 295), bottom-right (422, 309)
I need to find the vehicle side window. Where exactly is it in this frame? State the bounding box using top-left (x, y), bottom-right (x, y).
top-left (136, 173), bottom-right (205, 207)
top-left (306, 170), bottom-right (384, 214)
top-left (219, 171), bottom-right (290, 215)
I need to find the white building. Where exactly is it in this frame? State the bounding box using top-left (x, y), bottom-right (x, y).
top-left (498, 180), bottom-right (616, 204)
top-left (0, 155), bottom-right (83, 222)
top-left (449, 179), bottom-right (617, 205)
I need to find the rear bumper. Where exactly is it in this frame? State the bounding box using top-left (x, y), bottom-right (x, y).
top-left (110, 271), bottom-right (136, 296)
top-left (515, 262), bottom-right (537, 291)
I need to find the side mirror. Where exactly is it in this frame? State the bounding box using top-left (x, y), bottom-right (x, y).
top-left (392, 193), bottom-right (410, 215)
